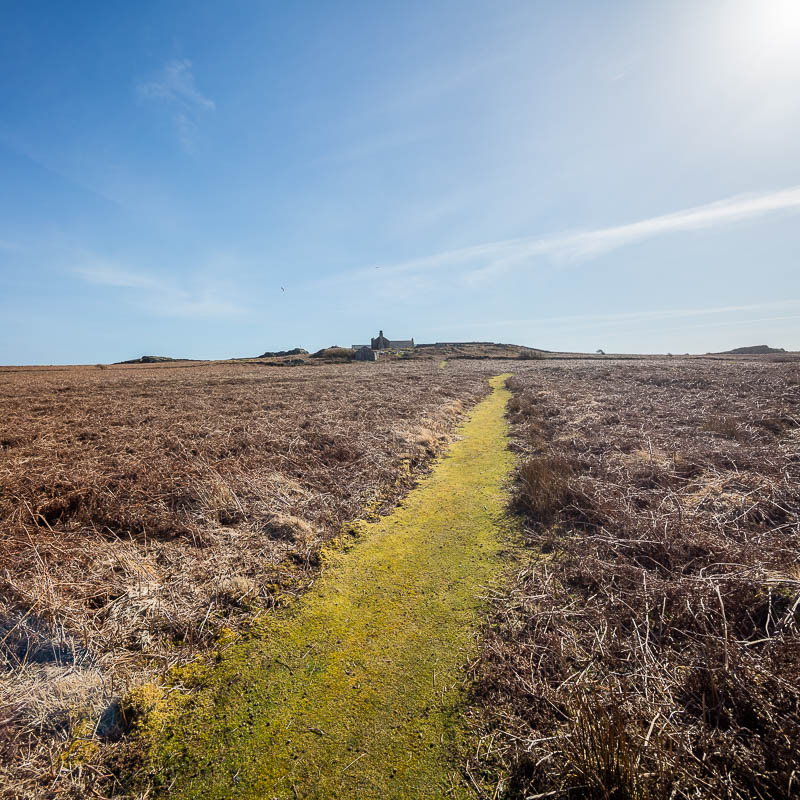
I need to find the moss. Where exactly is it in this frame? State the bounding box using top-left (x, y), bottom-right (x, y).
top-left (59, 717), bottom-right (100, 765)
top-left (130, 375), bottom-right (517, 799)
top-left (126, 682), bottom-right (164, 715)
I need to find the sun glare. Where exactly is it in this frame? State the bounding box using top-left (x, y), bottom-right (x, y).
top-left (725, 0), bottom-right (800, 72)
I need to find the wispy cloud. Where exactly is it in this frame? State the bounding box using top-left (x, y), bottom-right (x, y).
top-left (75, 261), bottom-right (246, 318)
top-left (310, 127), bottom-right (431, 167)
top-left (137, 59), bottom-right (215, 110)
top-left (77, 264), bottom-right (160, 290)
top-left (554, 186), bottom-right (800, 261)
top-left (646, 314), bottom-right (800, 337)
top-left (321, 186), bottom-right (800, 287)
top-left (430, 299), bottom-right (800, 335)
top-left (137, 59), bottom-right (215, 150)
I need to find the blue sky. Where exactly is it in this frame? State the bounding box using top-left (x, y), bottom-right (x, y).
top-left (2, 0), bottom-right (799, 363)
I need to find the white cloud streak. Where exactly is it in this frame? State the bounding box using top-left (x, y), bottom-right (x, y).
top-left (433, 299), bottom-right (800, 333)
top-left (76, 264), bottom-right (160, 290)
top-left (647, 314), bottom-right (800, 336)
top-left (75, 262), bottom-right (246, 318)
top-left (320, 186), bottom-right (800, 287)
top-left (137, 59), bottom-right (215, 110)
top-left (557, 186), bottom-right (800, 261)
top-left (137, 59), bottom-right (215, 150)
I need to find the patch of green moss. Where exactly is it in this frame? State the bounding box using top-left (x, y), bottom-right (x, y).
top-left (59, 716), bottom-right (100, 765)
top-left (130, 375), bottom-right (517, 799)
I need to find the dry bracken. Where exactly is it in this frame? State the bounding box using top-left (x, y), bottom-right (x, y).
top-left (469, 358), bottom-right (800, 800)
top-left (0, 358), bottom-right (496, 798)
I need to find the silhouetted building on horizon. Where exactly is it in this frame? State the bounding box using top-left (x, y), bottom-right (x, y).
top-left (351, 330), bottom-right (415, 351)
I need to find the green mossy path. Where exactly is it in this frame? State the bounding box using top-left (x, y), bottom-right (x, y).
top-left (137, 374), bottom-right (516, 799)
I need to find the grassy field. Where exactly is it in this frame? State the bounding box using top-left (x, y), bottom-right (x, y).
top-left (0, 359), bottom-right (495, 798)
top-left (125, 375), bottom-right (516, 800)
top-left (468, 359), bottom-right (800, 799)
top-left (1, 355), bottom-right (798, 799)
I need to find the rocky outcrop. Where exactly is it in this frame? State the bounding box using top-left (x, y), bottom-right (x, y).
top-left (258, 348), bottom-right (308, 358)
top-left (117, 355), bottom-right (176, 364)
top-left (716, 345), bottom-right (786, 355)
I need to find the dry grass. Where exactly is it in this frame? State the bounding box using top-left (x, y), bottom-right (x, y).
top-left (702, 414), bottom-right (742, 439)
top-left (0, 359), bottom-right (497, 798)
top-left (469, 358), bottom-right (800, 799)
top-left (410, 342), bottom-right (549, 360)
top-left (515, 455), bottom-right (576, 523)
top-left (310, 346), bottom-right (355, 360)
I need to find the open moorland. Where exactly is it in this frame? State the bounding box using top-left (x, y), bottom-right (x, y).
top-left (469, 358), bottom-right (800, 799)
top-left (0, 359), bottom-right (495, 798)
top-left (1, 354), bottom-right (798, 799)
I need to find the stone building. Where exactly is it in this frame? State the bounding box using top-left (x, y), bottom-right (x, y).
top-left (370, 330), bottom-right (414, 350)
top-left (354, 346), bottom-right (378, 361)
top-left (351, 331), bottom-right (415, 353)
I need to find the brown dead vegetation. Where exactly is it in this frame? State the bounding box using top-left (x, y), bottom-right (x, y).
top-left (469, 359), bottom-right (800, 799)
top-left (0, 359), bottom-right (495, 798)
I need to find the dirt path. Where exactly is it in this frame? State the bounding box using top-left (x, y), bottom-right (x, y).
top-left (134, 374), bottom-right (516, 799)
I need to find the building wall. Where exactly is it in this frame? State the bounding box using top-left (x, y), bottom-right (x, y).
top-left (354, 346), bottom-right (378, 361)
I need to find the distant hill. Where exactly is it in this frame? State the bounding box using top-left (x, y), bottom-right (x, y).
top-left (116, 355), bottom-right (176, 364)
top-left (714, 345), bottom-right (786, 355)
top-left (410, 342), bottom-right (547, 359)
top-left (257, 347), bottom-right (308, 358)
